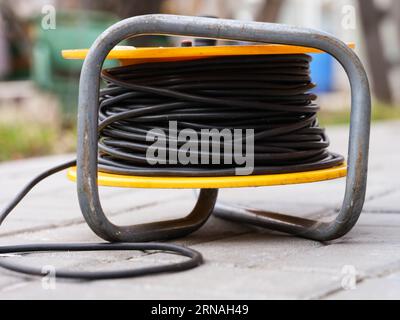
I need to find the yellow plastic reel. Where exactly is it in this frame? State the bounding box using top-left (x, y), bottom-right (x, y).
top-left (67, 165), bottom-right (347, 189)
top-left (64, 44), bottom-right (350, 189)
top-left (62, 43), bottom-right (355, 65)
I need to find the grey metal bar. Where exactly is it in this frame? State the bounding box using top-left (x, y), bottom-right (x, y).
top-left (77, 14), bottom-right (370, 242)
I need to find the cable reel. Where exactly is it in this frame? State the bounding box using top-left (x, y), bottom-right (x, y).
top-left (0, 15), bottom-right (371, 280)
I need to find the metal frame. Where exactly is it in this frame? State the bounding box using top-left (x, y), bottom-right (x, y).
top-left (77, 14), bottom-right (371, 242)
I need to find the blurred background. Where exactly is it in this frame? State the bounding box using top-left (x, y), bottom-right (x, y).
top-left (0, 0), bottom-right (399, 161)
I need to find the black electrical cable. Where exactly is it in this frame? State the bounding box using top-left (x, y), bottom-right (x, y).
top-left (0, 161), bottom-right (202, 280)
top-left (0, 242), bottom-right (202, 280)
top-left (97, 54), bottom-right (343, 176)
top-left (0, 53), bottom-right (344, 280)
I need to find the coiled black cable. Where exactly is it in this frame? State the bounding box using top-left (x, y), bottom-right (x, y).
top-left (0, 53), bottom-right (343, 280)
top-left (97, 54), bottom-right (343, 176)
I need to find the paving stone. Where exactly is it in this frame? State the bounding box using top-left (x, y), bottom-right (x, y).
top-left (326, 270), bottom-right (400, 300)
top-left (0, 121), bottom-right (400, 299)
top-left (0, 263), bottom-right (341, 299)
top-left (363, 189), bottom-right (400, 213)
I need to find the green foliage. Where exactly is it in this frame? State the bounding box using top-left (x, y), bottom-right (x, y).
top-left (0, 102), bottom-right (399, 162)
top-left (319, 101), bottom-right (400, 126)
top-left (0, 122), bottom-right (75, 161)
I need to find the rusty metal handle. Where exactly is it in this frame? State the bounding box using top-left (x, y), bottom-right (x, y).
top-left (77, 14), bottom-right (370, 242)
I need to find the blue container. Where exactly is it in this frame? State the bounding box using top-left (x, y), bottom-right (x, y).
top-left (310, 53), bottom-right (334, 93)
